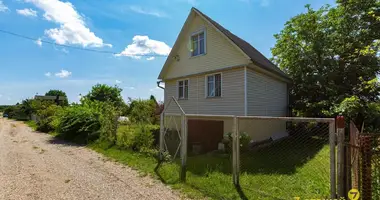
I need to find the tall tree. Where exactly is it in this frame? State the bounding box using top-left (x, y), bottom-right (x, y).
top-left (45, 89), bottom-right (69, 106)
top-left (83, 84), bottom-right (124, 108)
top-left (271, 0), bottom-right (380, 130)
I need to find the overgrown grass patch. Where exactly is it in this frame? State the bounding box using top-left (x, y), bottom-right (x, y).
top-left (25, 120), bottom-right (38, 131)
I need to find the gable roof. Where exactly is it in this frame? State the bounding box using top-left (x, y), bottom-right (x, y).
top-left (158, 7), bottom-right (290, 81)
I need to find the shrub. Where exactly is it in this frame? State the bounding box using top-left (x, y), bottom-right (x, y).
top-left (36, 104), bottom-right (62, 132)
top-left (116, 124), bottom-right (159, 152)
top-left (54, 105), bottom-right (101, 143)
top-left (129, 99), bottom-right (157, 124)
top-left (53, 101), bottom-right (119, 144)
top-left (82, 100), bottom-right (119, 143)
top-left (223, 132), bottom-right (251, 153)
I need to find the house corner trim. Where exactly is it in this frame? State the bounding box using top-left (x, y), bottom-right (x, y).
top-left (244, 66), bottom-right (247, 116)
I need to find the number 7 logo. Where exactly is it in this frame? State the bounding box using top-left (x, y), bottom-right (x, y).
top-left (348, 189), bottom-right (360, 200)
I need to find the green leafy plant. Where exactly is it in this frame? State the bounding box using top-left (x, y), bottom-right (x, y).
top-left (223, 132), bottom-right (251, 153)
top-left (116, 124), bottom-right (159, 152)
top-left (54, 105), bottom-right (101, 143)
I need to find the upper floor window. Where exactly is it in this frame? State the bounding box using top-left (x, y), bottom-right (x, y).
top-left (191, 30), bottom-right (206, 57)
top-left (206, 74), bottom-right (221, 97)
top-left (178, 80), bottom-right (188, 99)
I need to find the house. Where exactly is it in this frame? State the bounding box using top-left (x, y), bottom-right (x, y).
top-left (158, 8), bottom-right (291, 153)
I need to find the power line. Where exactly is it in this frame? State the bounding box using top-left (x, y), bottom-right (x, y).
top-left (0, 29), bottom-right (168, 57)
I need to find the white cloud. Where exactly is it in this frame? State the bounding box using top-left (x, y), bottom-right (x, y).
top-left (124, 86), bottom-right (135, 90)
top-left (25, 0), bottom-right (111, 47)
top-left (16, 8), bottom-right (37, 17)
top-left (0, 94), bottom-right (2, 98)
top-left (44, 72), bottom-right (52, 77)
top-left (35, 38), bottom-right (42, 46)
top-left (129, 6), bottom-right (167, 18)
top-left (149, 87), bottom-right (160, 92)
top-left (115, 80), bottom-right (122, 84)
top-left (146, 56), bottom-right (155, 61)
top-left (55, 69), bottom-right (72, 78)
top-left (0, 1), bottom-right (9, 12)
top-left (116, 35), bottom-right (171, 59)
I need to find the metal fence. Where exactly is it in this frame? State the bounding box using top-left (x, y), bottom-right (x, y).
top-left (346, 122), bottom-right (380, 200)
top-left (235, 116), bottom-right (335, 199)
top-left (159, 98), bottom-right (337, 199)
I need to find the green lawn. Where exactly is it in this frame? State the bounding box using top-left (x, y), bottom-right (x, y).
top-left (89, 132), bottom-right (331, 200)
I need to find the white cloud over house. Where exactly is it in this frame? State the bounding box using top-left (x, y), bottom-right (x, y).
top-left (25, 0), bottom-right (111, 47)
top-left (129, 6), bottom-right (168, 18)
top-left (16, 8), bottom-right (38, 17)
top-left (116, 35), bottom-right (171, 59)
top-left (0, 1), bottom-right (9, 12)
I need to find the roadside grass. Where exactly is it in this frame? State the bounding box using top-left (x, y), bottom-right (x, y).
top-left (25, 120), bottom-right (38, 131)
top-left (89, 133), bottom-right (331, 200)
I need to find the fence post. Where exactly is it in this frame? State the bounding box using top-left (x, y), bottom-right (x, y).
top-left (180, 114), bottom-right (187, 182)
top-left (360, 135), bottom-right (373, 200)
top-left (159, 112), bottom-right (164, 161)
top-left (329, 121), bottom-right (336, 198)
top-left (232, 116), bottom-right (238, 185)
top-left (236, 117), bottom-right (240, 185)
top-left (336, 116), bottom-right (345, 198)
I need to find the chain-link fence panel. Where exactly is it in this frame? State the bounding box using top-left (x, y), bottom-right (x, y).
top-left (236, 117), bottom-right (334, 200)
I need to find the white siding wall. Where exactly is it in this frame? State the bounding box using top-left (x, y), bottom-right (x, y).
top-left (164, 68), bottom-right (245, 116)
top-left (242, 68), bottom-right (288, 142)
top-left (163, 13), bottom-right (250, 80)
top-left (247, 68), bottom-right (288, 116)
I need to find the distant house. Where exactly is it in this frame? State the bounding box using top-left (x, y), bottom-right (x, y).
top-left (158, 8), bottom-right (291, 152)
top-left (34, 95), bottom-right (67, 105)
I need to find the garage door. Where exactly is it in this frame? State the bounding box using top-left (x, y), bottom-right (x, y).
top-left (187, 119), bottom-right (224, 154)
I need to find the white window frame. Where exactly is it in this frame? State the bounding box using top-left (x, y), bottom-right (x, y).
top-left (190, 28), bottom-right (207, 57)
top-left (177, 79), bottom-right (189, 100)
top-left (205, 73), bottom-right (222, 98)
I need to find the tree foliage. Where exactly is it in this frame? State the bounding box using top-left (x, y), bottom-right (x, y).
top-left (129, 99), bottom-right (157, 124)
top-left (45, 89), bottom-right (69, 106)
top-left (271, 0), bottom-right (380, 130)
top-left (83, 84), bottom-right (124, 108)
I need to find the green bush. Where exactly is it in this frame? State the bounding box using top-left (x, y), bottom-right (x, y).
top-left (54, 105), bottom-right (101, 143)
top-left (116, 124), bottom-right (159, 152)
top-left (53, 100), bottom-right (119, 144)
top-left (81, 100), bottom-right (119, 143)
top-left (223, 132), bottom-right (251, 153)
top-left (129, 99), bottom-right (157, 124)
top-left (36, 104), bottom-right (62, 132)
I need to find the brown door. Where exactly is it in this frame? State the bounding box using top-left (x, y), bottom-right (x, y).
top-left (187, 119), bottom-right (224, 154)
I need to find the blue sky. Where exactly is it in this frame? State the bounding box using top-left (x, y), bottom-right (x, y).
top-left (0, 0), bottom-right (334, 105)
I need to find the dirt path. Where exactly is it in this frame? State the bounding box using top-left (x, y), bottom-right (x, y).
top-left (0, 117), bottom-right (181, 200)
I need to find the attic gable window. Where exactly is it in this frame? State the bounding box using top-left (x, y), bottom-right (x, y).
top-left (191, 30), bottom-right (206, 57)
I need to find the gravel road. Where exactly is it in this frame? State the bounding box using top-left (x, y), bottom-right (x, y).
top-left (0, 117), bottom-right (181, 200)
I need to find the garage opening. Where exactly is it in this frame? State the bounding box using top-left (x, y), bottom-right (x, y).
top-left (187, 119), bottom-right (224, 154)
